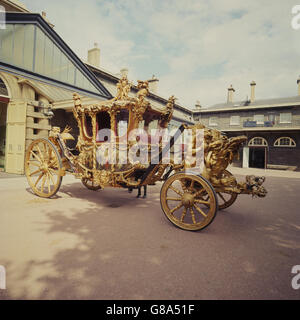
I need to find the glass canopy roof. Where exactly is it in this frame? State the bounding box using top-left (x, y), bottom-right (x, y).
top-left (0, 15), bottom-right (111, 99)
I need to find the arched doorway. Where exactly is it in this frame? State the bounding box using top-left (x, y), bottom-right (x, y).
top-left (248, 137), bottom-right (268, 169)
top-left (0, 78), bottom-right (10, 171)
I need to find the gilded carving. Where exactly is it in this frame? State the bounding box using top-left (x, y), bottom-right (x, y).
top-left (116, 75), bottom-right (131, 100)
top-left (25, 73), bottom-right (267, 232)
top-left (136, 80), bottom-right (149, 102)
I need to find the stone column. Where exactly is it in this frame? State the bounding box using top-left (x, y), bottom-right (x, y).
top-left (242, 147), bottom-right (249, 168)
top-left (22, 83), bottom-right (35, 149)
top-left (38, 95), bottom-right (50, 138)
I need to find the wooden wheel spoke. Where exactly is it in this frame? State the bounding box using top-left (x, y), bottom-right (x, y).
top-left (189, 207), bottom-right (197, 224)
top-left (29, 168), bottom-right (42, 177)
top-left (194, 204), bottom-right (207, 218)
top-left (195, 193), bottom-right (209, 202)
top-left (166, 197), bottom-right (182, 201)
top-left (46, 173), bottom-right (51, 193)
top-left (217, 192), bottom-right (226, 203)
top-left (180, 207), bottom-right (187, 222)
top-left (189, 179), bottom-right (195, 191)
top-left (194, 199), bottom-right (210, 205)
top-left (169, 203), bottom-right (183, 215)
top-left (30, 150), bottom-right (42, 163)
top-left (43, 142), bottom-right (51, 162)
top-left (27, 160), bottom-right (40, 167)
top-left (193, 188), bottom-right (206, 198)
top-left (48, 159), bottom-right (58, 169)
top-left (48, 170), bottom-right (56, 185)
top-left (43, 142), bottom-right (48, 155)
top-left (48, 167), bottom-right (58, 174)
top-left (179, 179), bottom-right (188, 192)
top-left (36, 145), bottom-right (44, 161)
top-left (169, 184), bottom-right (183, 196)
top-left (34, 172), bottom-right (44, 187)
top-left (40, 174), bottom-right (46, 191)
top-left (48, 143), bottom-right (52, 159)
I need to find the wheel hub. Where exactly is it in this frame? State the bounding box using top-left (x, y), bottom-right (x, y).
top-left (40, 163), bottom-right (48, 172)
top-left (181, 193), bottom-right (194, 208)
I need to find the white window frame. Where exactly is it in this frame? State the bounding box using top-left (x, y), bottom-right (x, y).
top-left (274, 137), bottom-right (296, 147)
top-left (230, 115), bottom-right (240, 126)
top-left (209, 116), bottom-right (218, 126)
top-left (253, 114), bottom-right (264, 125)
top-left (279, 112), bottom-right (292, 124)
top-left (248, 137), bottom-right (268, 146)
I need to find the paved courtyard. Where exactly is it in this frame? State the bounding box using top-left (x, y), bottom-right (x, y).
top-left (0, 168), bottom-right (299, 299)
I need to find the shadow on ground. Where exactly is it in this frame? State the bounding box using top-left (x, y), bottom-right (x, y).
top-left (2, 176), bottom-right (300, 299)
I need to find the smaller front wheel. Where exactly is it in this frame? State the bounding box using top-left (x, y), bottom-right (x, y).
top-left (217, 191), bottom-right (238, 210)
top-left (160, 172), bottom-right (218, 231)
top-left (216, 170), bottom-right (238, 210)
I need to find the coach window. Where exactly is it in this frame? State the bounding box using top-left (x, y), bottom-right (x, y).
top-left (96, 111), bottom-right (111, 142)
top-left (116, 109), bottom-right (129, 137)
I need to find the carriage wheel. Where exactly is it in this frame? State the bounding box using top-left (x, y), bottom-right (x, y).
top-left (81, 178), bottom-right (102, 191)
top-left (160, 172), bottom-right (218, 231)
top-left (217, 191), bottom-right (238, 210)
top-left (216, 170), bottom-right (238, 210)
top-left (25, 138), bottom-right (63, 198)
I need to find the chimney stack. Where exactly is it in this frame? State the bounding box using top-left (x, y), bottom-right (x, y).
top-left (195, 100), bottom-right (201, 109)
top-left (227, 84), bottom-right (235, 103)
top-left (250, 81), bottom-right (256, 102)
top-left (87, 43), bottom-right (100, 68)
top-left (148, 75), bottom-right (159, 94)
top-left (297, 76), bottom-right (300, 96)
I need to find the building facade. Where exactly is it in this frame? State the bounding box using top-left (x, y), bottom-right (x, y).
top-left (4, 1), bottom-right (298, 174)
top-left (193, 82), bottom-right (300, 170)
top-left (0, 2), bottom-right (194, 174)
top-left (0, 9), bottom-right (112, 173)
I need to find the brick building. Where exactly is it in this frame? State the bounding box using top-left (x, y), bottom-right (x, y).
top-left (193, 81), bottom-right (300, 170)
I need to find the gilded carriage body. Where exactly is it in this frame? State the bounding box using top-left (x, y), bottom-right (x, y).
top-left (25, 75), bottom-right (267, 231)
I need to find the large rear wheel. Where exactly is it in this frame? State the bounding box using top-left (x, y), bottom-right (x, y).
top-left (160, 172), bottom-right (218, 231)
top-left (25, 138), bottom-right (63, 198)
